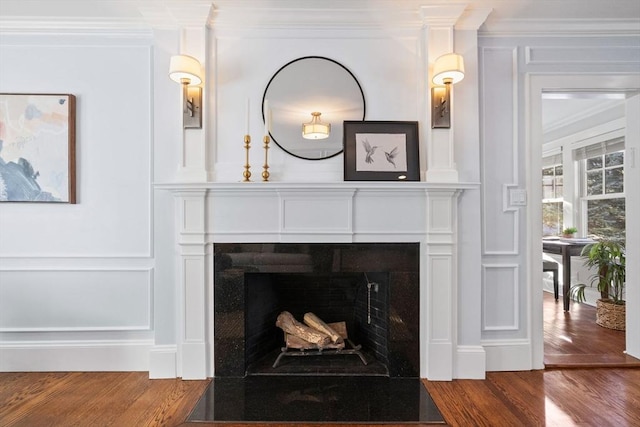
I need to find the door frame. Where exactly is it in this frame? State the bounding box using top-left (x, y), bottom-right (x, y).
top-left (526, 73), bottom-right (640, 368)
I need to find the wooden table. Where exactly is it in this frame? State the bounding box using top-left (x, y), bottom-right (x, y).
top-left (542, 239), bottom-right (593, 311)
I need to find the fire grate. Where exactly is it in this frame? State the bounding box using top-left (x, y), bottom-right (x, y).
top-left (272, 336), bottom-right (368, 368)
top-left (273, 314), bottom-right (368, 368)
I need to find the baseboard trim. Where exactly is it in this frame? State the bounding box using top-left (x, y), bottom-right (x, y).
top-left (0, 340), bottom-right (152, 372)
top-left (455, 345), bottom-right (486, 379)
top-left (482, 339), bottom-right (533, 371)
top-left (149, 345), bottom-right (177, 378)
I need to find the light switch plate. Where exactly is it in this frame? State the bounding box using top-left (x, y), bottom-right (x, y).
top-left (510, 189), bottom-right (527, 206)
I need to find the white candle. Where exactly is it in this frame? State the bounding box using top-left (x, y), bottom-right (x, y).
top-left (264, 99), bottom-right (270, 135)
top-left (245, 98), bottom-right (250, 136)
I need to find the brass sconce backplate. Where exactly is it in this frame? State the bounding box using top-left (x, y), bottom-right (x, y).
top-left (184, 86), bottom-right (202, 129)
top-left (431, 86), bottom-right (450, 129)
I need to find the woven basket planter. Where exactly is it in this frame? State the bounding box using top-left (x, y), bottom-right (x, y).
top-left (596, 299), bottom-right (626, 331)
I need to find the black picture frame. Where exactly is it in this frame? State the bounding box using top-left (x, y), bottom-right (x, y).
top-left (343, 121), bottom-right (420, 181)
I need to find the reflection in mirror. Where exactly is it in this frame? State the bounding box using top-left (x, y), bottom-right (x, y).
top-left (263, 56), bottom-right (365, 160)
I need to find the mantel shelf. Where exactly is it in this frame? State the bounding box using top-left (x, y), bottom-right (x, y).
top-left (154, 181), bottom-right (480, 192)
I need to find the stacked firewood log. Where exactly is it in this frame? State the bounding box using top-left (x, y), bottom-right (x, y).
top-left (276, 311), bottom-right (346, 350)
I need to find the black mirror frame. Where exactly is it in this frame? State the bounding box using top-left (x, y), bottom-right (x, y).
top-left (262, 56), bottom-right (366, 161)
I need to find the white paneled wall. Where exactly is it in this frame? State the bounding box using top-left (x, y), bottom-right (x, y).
top-left (0, 33), bottom-right (156, 371)
top-left (0, 269), bottom-right (151, 331)
top-left (479, 34), bottom-right (640, 370)
top-left (0, 4), bottom-right (638, 376)
top-left (212, 34), bottom-right (422, 183)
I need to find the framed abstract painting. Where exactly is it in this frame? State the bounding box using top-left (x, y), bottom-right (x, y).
top-left (0, 93), bottom-right (76, 203)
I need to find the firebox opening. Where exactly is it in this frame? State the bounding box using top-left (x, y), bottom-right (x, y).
top-left (245, 272), bottom-right (390, 376)
top-left (214, 243), bottom-right (420, 378)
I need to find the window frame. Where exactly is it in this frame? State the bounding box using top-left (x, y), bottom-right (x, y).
top-left (542, 160), bottom-right (564, 236)
top-left (578, 149), bottom-right (625, 239)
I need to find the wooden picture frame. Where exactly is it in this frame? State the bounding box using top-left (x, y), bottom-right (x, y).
top-left (343, 120), bottom-right (420, 181)
top-left (0, 93), bottom-right (76, 203)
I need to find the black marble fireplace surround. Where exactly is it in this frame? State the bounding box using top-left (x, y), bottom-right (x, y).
top-left (214, 243), bottom-right (420, 378)
top-left (191, 243), bottom-right (445, 424)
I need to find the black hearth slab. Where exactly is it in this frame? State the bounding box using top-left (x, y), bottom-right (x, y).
top-left (187, 376), bottom-right (445, 424)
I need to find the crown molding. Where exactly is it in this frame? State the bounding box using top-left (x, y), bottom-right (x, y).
top-left (209, 5), bottom-right (425, 30)
top-left (0, 2), bottom-right (637, 36)
top-left (420, 4), bottom-right (467, 27)
top-left (0, 17), bottom-right (153, 35)
top-left (481, 18), bottom-right (640, 37)
top-left (456, 7), bottom-right (493, 31)
top-left (0, 1), bottom-right (213, 33)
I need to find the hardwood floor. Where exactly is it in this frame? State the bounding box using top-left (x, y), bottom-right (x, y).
top-left (2, 295), bottom-right (639, 426)
top-left (543, 291), bottom-right (640, 368)
top-left (425, 369), bottom-right (640, 427)
top-left (0, 372), bottom-right (209, 427)
top-left (2, 369), bottom-right (640, 426)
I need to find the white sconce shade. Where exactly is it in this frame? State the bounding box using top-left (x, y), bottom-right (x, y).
top-left (302, 112), bottom-right (331, 140)
top-left (432, 53), bottom-right (465, 85)
top-left (169, 54), bottom-right (202, 85)
top-left (169, 54), bottom-right (203, 128)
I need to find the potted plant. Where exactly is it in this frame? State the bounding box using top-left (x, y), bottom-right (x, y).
top-left (570, 239), bottom-right (626, 330)
top-left (562, 227), bottom-right (578, 238)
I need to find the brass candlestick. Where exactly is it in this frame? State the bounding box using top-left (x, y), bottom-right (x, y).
top-left (243, 134), bottom-right (252, 182)
top-left (262, 135), bottom-right (270, 182)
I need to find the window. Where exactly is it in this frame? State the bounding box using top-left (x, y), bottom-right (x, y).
top-left (542, 157), bottom-right (563, 236)
top-left (575, 138), bottom-right (625, 242)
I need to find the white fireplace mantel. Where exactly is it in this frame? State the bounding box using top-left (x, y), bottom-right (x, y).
top-left (153, 181), bottom-right (480, 380)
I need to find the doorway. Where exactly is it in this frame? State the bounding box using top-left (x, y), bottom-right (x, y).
top-left (541, 92), bottom-right (627, 364)
top-left (527, 74), bottom-right (640, 369)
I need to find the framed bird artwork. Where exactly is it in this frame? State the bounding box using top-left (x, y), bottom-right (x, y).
top-left (343, 121), bottom-right (419, 181)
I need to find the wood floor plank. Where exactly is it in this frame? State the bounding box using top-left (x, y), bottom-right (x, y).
top-left (425, 369), bottom-right (640, 427)
top-left (110, 375), bottom-right (210, 427)
top-left (0, 372), bottom-right (79, 426)
top-left (424, 378), bottom-right (526, 426)
top-left (0, 373), bottom-right (209, 427)
top-left (484, 371), bottom-right (547, 425)
top-left (546, 369), bottom-right (640, 426)
top-left (543, 292), bottom-right (635, 363)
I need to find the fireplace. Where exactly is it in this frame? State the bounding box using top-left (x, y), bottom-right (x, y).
top-left (214, 243), bottom-right (420, 377)
top-left (155, 182), bottom-right (473, 381)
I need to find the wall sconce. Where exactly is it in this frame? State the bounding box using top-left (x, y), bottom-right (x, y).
top-left (169, 54), bottom-right (203, 129)
top-left (431, 53), bottom-right (465, 129)
top-left (302, 112), bottom-right (331, 139)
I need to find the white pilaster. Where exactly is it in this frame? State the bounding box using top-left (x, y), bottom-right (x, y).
top-left (422, 188), bottom-right (461, 380)
top-left (422, 5), bottom-right (465, 183)
top-left (175, 189), bottom-right (210, 379)
top-left (421, 5), bottom-right (490, 183)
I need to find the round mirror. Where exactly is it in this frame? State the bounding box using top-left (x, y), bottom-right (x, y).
top-left (262, 56), bottom-right (366, 160)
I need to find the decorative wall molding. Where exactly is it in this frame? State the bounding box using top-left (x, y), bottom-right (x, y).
top-left (480, 46), bottom-right (520, 256)
top-left (525, 45), bottom-right (640, 65)
top-left (481, 264), bottom-right (519, 331)
top-left (481, 19), bottom-right (640, 37)
top-left (278, 189), bottom-right (355, 235)
top-left (0, 268), bottom-right (153, 332)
